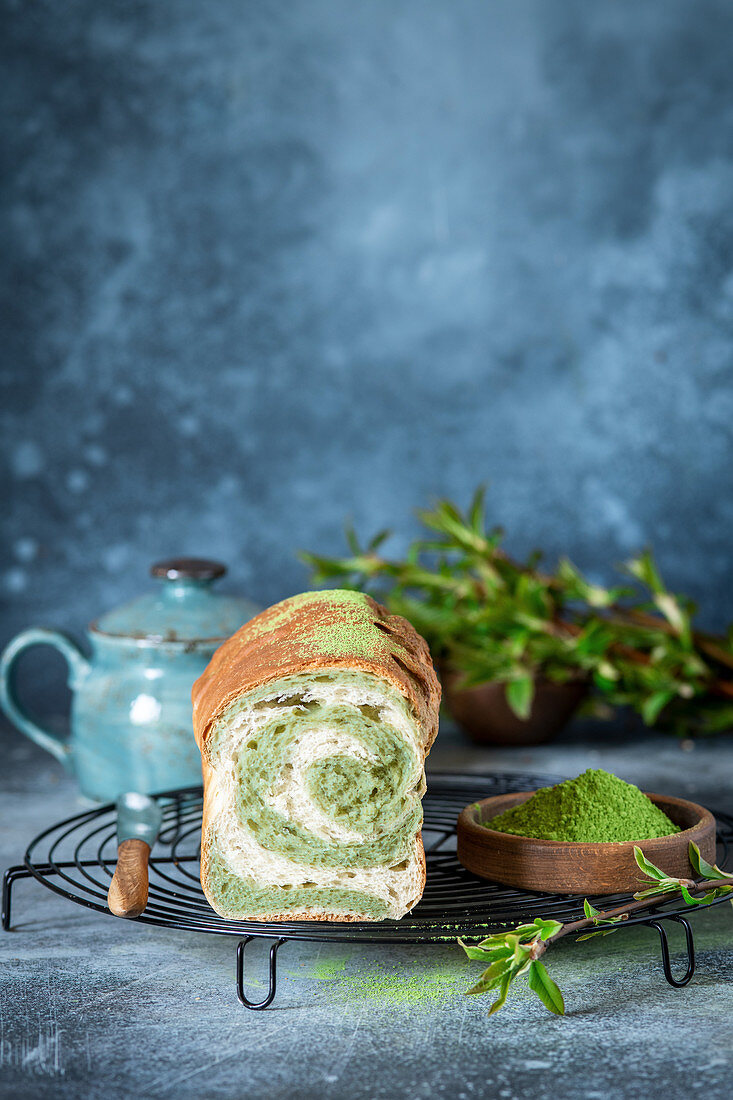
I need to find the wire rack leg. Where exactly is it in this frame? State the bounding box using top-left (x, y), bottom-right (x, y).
top-left (647, 916), bottom-right (695, 988)
top-left (236, 936), bottom-right (287, 1010)
top-left (2, 865), bottom-right (33, 931)
top-left (3, 864), bottom-right (77, 931)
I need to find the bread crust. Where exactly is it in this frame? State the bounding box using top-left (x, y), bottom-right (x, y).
top-left (193, 590), bottom-right (440, 922)
top-left (192, 591), bottom-right (441, 759)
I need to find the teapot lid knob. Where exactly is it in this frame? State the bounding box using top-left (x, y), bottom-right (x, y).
top-left (151, 558), bottom-right (227, 582)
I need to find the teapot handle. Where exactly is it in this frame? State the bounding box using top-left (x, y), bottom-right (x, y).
top-left (0, 628), bottom-right (90, 766)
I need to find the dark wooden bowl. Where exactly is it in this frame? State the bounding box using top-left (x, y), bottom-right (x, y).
top-left (456, 790), bottom-right (717, 894)
top-left (441, 671), bottom-right (586, 746)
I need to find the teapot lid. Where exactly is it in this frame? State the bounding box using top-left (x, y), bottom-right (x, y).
top-left (92, 558), bottom-right (260, 644)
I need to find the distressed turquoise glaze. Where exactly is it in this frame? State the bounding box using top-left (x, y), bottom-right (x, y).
top-left (0, 562), bottom-right (258, 801)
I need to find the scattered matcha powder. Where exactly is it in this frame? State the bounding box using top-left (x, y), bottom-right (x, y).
top-left (485, 768), bottom-right (680, 843)
top-left (304, 956), bottom-right (461, 1008)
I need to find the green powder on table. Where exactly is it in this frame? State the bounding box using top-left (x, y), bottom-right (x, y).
top-left (485, 769), bottom-right (680, 843)
top-left (307, 958), bottom-right (461, 1008)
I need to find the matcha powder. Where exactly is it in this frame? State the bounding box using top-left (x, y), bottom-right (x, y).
top-left (486, 769), bottom-right (680, 843)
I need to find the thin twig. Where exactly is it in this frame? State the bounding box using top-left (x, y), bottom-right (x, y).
top-left (534, 876), bottom-right (733, 956)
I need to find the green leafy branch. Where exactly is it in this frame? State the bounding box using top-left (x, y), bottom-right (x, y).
top-left (459, 917), bottom-right (565, 1015)
top-left (300, 488), bottom-right (733, 735)
top-left (458, 842), bottom-right (733, 1016)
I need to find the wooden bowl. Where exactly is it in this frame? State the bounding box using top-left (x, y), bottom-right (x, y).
top-left (441, 669), bottom-right (586, 746)
top-left (456, 790), bottom-right (717, 894)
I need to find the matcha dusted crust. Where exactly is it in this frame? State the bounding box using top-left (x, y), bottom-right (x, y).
top-left (192, 590), bottom-right (441, 922)
top-left (193, 589), bottom-right (440, 751)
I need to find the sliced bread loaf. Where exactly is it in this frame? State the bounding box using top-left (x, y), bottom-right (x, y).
top-left (192, 589), bottom-right (440, 921)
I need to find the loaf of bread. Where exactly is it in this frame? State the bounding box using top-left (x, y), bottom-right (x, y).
top-left (192, 589), bottom-right (441, 921)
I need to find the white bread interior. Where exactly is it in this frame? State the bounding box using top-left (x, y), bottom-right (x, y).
top-left (201, 669), bottom-right (429, 921)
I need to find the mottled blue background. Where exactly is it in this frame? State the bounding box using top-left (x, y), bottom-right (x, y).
top-left (3, 0), bottom-right (733, 719)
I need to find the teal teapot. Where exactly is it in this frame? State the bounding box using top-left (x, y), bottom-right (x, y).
top-left (0, 559), bottom-right (259, 801)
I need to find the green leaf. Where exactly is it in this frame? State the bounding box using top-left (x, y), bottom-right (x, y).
top-left (506, 676), bottom-right (535, 720)
top-left (576, 929), bottom-right (617, 941)
top-left (625, 550), bottom-right (664, 594)
top-left (689, 841), bottom-right (729, 881)
top-left (654, 592), bottom-right (684, 631)
top-left (367, 528), bottom-right (391, 552)
top-left (581, 899), bottom-right (623, 929)
top-left (532, 917), bottom-right (563, 941)
top-left (344, 522), bottom-right (361, 555)
top-left (480, 932), bottom-right (521, 947)
top-left (597, 660), bottom-right (620, 682)
top-left (468, 485), bottom-right (487, 534)
top-left (487, 973), bottom-right (512, 1016)
top-left (592, 669), bottom-right (619, 693)
top-left (465, 958), bottom-right (514, 996)
top-left (477, 945), bottom-right (515, 963)
top-left (633, 881), bottom-right (680, 900)
top-left (581, 898), bottom-right (624, 931)
top-left (633, 847), bottom-right (668, 882)
top-left (511, 940), bottom-right (532, 966)
top-left (681, 883), bottom-right (732, 906)
top-left (458, 939), bottom-right (494, 961)
top-left (502, 921), bottom-right (559, 942)
top-left (640, 691), bottom-right (674, 726)
top-left (459, 935), bottom-right (517, 961)
top-left (679, 884), bottom-right (713, 906)
top-left (527, 961), bottom-right (565, 1016)
top-left (475, 934), bottom-right (516, 949)
top-left (465, 955), bottom-right (515, 995)
top-left (557, 558), bottom-right (617, 609)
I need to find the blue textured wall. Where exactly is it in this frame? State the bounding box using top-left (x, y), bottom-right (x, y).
top-left (3, 0), bottom-right (733, 671)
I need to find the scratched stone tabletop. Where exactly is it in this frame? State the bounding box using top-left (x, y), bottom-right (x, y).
top-left (1, 716), bottom-right (732, 1100)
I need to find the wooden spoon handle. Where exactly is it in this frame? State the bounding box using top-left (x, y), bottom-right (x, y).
top-left (107, 838), bottom-right (151, 918)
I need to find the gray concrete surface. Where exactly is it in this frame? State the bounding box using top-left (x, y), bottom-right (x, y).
top-left (1, 717), bottom-right (731, 1099)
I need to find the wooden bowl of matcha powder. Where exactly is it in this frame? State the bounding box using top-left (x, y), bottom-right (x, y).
top-left (456, 769), bottom-right (717, 894)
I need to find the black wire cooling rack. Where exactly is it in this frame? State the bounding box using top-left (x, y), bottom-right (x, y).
top-left (3, 772), bottom-right (731, 1009)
